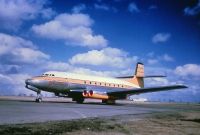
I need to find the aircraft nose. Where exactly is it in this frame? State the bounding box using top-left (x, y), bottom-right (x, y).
top-left (25, 79), bottom-right (32, 85)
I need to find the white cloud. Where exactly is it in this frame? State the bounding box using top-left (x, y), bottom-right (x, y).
top-left (128, 2), bottom-right (140, 13)
top-left (43, 61), bottom-right (133, 77)
top-left (12, 48), bottom-right (49, 64)
top-left (40, 8), bottom-right (56, 19)
top-left (162, 54), bottom-right (174, 62)
top-left (0, 73), bottom-right (35, 95)
top-left (32, 13), bottom-right (107, 48)
top-left (0, 0), bottom-right (55, 30)
top-left (152, 33), bottom-right (171, 44)
top-left (0, 74), bottom-right (13, 83)
top-left (184, 0), bottom-right (200, 16)
top-left (147, 59), bottom-right (158, 65)
top-left (175, 64), bottom-right (200, 77)
top-left (0, 33), bottom-right (49, 65)
top-left (72, 4), bottom-right (86, 13)
top-left (147, 53), bottom-right (174, 65)
top-left (0, 65), bottom-right (20, 74)
top-left (94, 4), bottom-right (109, 11)
top-left (44, 61), bottom-right (71, 71)
top-left (145, 78), bottom-right (171, 86)
top-left (69, 47), bottom-right (138, 68)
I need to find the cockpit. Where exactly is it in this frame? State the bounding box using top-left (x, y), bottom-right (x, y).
top-left (42, 73), bottom-right (55, 77)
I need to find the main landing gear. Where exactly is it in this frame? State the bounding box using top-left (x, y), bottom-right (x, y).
top-left (35, 91), bottom-right (42, 103)
top-left (72, 97), bottom-right (84, 104)
top-left (102, 99), bottom-right (116, 105)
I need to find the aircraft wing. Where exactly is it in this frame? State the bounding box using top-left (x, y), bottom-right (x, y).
top-left (106, 84), bottom-right (187, 96)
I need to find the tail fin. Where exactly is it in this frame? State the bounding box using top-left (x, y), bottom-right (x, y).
top-left (128, 62), bottom-right (144, 88)
top-left (135, 62), bottom-right (144, 77)
top-left (118, 62), bottom-right (166, 88)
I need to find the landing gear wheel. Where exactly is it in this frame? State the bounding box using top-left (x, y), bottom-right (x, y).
top-left (35, 98), bottom-right (42, 103)
top-left (76, 98), bottom-right (84, 104)
top-left (102, 99), bottom-right (107, 104)
top-left (102, 99), bottom-right (116, 105)
top-left (35, 91), bottom-right (42, 103)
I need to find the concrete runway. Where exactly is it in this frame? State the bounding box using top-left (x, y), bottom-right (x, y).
top-left (0, 96), bottom-right (198, 125)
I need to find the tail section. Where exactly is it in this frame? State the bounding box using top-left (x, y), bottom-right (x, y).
top-left (118, 62), bottom-right (166, 88)
top-left (127, 62), bottom-right (144, 88)
top-left (135, 62), bottom-right (144, 78)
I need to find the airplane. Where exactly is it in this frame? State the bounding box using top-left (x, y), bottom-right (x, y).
top-left (25, 62), bottom-right (187, 104)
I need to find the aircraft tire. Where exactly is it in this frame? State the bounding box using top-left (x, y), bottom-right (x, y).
top-left (76, 98), bottom-right (84, 104)
top-left (35, 98), bottom-right (42, 103)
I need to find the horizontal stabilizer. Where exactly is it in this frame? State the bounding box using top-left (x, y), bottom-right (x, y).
top-left (144, 75), bottom-right (166, 78)
top-left (116, 76), bottom-right (134, 78)
top-left (116, 75), bottom-right (166, 79)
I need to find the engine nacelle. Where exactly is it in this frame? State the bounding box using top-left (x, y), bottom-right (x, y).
top-left (82, 90), bottom-right (109, 100)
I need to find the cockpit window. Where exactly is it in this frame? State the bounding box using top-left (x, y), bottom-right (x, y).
top-left (42, 73), bottom-right (55, 77)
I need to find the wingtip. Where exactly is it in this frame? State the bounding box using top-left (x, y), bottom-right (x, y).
top-left (177, 84), bottom-right (188, 88)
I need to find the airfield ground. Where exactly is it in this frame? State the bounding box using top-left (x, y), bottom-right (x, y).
top-left (0, 96), bottom-right (199, 135)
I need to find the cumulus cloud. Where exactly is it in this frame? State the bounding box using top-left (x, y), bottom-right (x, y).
top-left (162, 54), bottom-right (174, 62)
top-left (32, 13), bottom-right (107, 48)
top-left (0, 65), bottom-right (20, 74)
top-left (128, 2), bottom-right (140, 13)
top-left (145, 78), bottom-right (171, 86)
top-left (147, 59), bottom-right (159, 65)
top-left (0, 0), bottom-right (56, 30)
top-left (44, 61), bottom-right (71, 72)
top-left (72, 4), bottom-right (86, 13)
top-left (0, 73), bottom-right (34, 95)
top-left (0, 33), bottom-right (49, 65)
top-left (147, 53), bottom-right (174, 65)
top-left (184, 0), bottom-right (200, 16)
top-left (40, 8), bottom-right (56, 19)
top-left (0, 33), bottom-right (51, 95)
top-left (152, 33), bottom-right (171, 44)
top-left (69, 47), bottom-right (138, 68)
top-left (94, 4), bottom-right (109, 11)
top-left (175, 64), bottom-right (200, 77)
top-left (42, 61), bottom-right (133, 77)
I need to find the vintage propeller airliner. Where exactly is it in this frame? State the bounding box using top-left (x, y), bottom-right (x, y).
top-left (25, 63), bottom-right (187, 104)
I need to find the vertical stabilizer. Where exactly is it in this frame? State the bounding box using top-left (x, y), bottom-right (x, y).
top-left (128, 62), bottom-right (144, 88)
top-left (135, 62), bottom-right (144, 77)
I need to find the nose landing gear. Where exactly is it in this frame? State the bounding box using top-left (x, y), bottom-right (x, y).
top-left (35, 91), bottom-right (42, 103)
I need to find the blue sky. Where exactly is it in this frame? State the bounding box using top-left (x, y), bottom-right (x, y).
top-left (0, 0), bottom-right (200, 102)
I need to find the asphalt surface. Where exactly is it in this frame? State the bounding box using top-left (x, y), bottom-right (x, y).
top-left (0, 96), bottom-right (198, 125)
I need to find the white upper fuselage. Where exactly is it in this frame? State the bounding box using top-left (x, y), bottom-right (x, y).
top-left (43, 71), bottom-right (140, 89)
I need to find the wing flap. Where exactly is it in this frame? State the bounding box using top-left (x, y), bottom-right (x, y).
top-left (107, 84), bottom-right (187, 96)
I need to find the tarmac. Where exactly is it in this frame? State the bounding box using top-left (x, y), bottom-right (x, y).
top-left (0, 96), bottom-right (199, 125)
